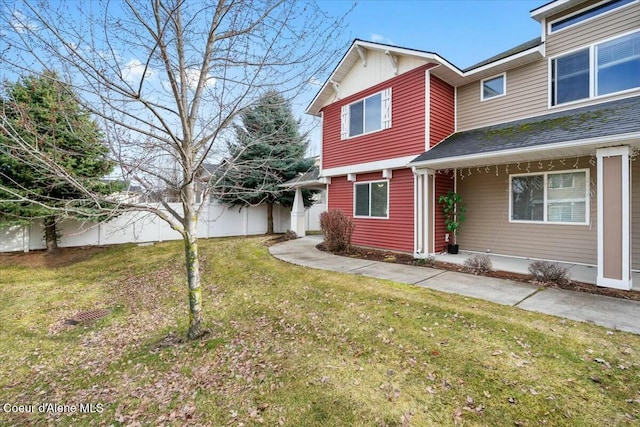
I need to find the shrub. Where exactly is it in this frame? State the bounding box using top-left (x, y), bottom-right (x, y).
top-left (464, 254), bottom-right (493, 274)
top-left (528, 260), bottom-right (569, 285)
top-left (320, 210), bottom-right (355, 254)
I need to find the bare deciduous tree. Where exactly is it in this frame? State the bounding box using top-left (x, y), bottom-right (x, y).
top-left (0, 0), bottom-right (348, 339)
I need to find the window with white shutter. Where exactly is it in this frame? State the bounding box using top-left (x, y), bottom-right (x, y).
top-left (340, 90), bottom-right (391, 139)
top-left (340, 105), bottom-right (349, 140)
top-left (382, 88), bottom-right (392, 129)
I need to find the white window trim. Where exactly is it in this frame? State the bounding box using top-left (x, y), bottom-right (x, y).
top-left (480, 73), bottom-right (506, 102)
top-left (353, 179), bottom-right (390, 219)
top-left (548, 29), bottom-right (640, 108)
top-left (508, 169), bottom-right (590, 226)
top-left (548, 0), bottom-right (638, 35)
top-left (341, 88), bottom-right (392, 140)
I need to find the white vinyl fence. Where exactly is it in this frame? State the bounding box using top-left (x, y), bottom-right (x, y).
top-left (0, 201), bottom-right (326, 253)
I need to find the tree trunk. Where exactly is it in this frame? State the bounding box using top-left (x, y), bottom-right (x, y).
top-left (184, 229), bottom-right (204, 339)
top-left (267, 202), bottom-right (274, 235)
top-left (44, 216), bottom-right (58, 254)
top-left (183, 182), bottom-right (205, 340)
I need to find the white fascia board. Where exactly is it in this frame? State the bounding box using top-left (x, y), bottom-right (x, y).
top-left (321, 155), bottom-right (419, 177)
top-left (464, 44), bottom-right (544, 76)
top-left (530, 0), bottom-right (574, 21)
top-left (308, 40), bottom-right (543, 116)
top-left (410, 132), bottom-right (640, 169)
top-left (306, 41), bottom-right (464, 116)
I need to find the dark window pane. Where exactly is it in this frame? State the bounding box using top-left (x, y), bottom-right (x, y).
top-left (512, 175), bottom-right (544, 221)
top-left (364, 94), bottom-right (382, 133)
top-left (551, 0), bottom-right (635, 32)
top-left (554, 49), bottom-right (590, 105)
top-left (355, 183), bottom-right (370, 216)
top-left (349, 101), bottom-right (364, 137)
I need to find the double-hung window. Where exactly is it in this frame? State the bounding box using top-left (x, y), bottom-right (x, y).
top-left (354, 180), bottom-right (388, 218)
top-left (341, 88), bottom-right (392, 139)
top-left (510, 170), bottom-right (589, 224)
top-left (551, 30), bottom-right (640, 106)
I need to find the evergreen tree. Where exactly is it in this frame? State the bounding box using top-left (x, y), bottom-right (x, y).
top-left (215, 91), bottom-right (316, 234)
top-left (0, 71), bottom-right (120, 252)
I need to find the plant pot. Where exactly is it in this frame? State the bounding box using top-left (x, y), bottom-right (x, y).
top-left (447, 244), bottom-right (459, 254)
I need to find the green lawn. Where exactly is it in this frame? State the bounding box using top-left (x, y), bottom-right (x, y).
top-left (1, 237), bottom-right (639, 426)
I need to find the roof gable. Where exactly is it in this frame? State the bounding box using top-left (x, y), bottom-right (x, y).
top-left (306, 39), bottom-right (455, 116)
top-left (307, 36), bottom-right (544, 116)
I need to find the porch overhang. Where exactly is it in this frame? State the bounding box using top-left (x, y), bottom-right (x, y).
top-left (410, 131), bottom-right (640, 170)
top-left (409, 95), bottom-right (640, 171)
top-left (279, 166), bottom-right (328, 190)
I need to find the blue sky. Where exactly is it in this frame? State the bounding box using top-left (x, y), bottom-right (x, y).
top-left (303, 0), bottom-right (544, 154)
top-left (320, 0), bottom-right (544, 69)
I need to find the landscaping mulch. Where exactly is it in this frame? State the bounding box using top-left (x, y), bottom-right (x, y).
top-left (316, 242), bottom-right (640, 302)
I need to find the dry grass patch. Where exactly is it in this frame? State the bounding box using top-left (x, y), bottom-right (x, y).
top-left (1, 237), bottom-right (639, 426)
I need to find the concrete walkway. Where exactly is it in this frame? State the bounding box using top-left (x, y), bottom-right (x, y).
top-left (269, 236), bottom-right (640, 335)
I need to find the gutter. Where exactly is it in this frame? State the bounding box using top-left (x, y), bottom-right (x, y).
top-left (409, 131), bottom-right (640, 169)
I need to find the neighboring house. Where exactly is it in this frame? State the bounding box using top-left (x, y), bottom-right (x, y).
top-left (283, 156), bottom-right (327, 236)
top-left (297, 0), bottom-right (640, 290)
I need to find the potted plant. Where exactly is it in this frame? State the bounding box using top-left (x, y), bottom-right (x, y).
top-left (438, 191), bottom-right (466, 254)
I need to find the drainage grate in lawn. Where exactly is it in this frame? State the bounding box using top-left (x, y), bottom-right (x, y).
top-left (65, 309), bottom-right (110, 325)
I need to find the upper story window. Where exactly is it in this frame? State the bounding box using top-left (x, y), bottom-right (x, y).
top-left (549, 0), bottom-right (637, 34)
top-left (481, 74), bottom-right (506, 101)
top-left (551, 30), bottom-right (640, 106)
top-left (340, 88), bottom-right (392, 140)
top-left (354, 180), bottom-right (389, 218)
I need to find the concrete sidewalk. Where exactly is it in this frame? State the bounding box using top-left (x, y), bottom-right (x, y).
top-left (269, 236), bottom-right (640, 335)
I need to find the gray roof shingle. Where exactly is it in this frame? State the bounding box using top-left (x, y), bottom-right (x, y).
top-left (463, 37), bottom-right (543, 72)
top-left (411, 95), bottom-right (640, 164)
top-left (281, 166), bottom-right (322, 187)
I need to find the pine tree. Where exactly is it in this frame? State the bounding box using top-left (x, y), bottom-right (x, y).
top-left (215, 90), bottom-right (316, 234)
top-left (0, 71), bottom-right (120, 252)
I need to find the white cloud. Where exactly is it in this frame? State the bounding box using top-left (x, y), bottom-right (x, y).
top-left (121, 58), bottom-right (155, 83)
top-left (184, 68), bottom-right (216, 90)
top-left (370, 33), bottom-right (394, 45)
top-left (10, 10), bottom-right (37, 34)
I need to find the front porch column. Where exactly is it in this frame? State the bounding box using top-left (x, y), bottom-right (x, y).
top-left (291, 187), bottom-right (306, 237)
top-left (597, 146), bottom-right (632, 290)
top-left (413, 168), bottom-right (434, 258)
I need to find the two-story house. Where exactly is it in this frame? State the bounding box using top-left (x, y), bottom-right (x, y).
top-left (296, 0), bottom-right (640, 291)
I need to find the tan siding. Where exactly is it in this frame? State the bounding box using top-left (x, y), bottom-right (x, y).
top-left (457, 62), bottom-right (548, 131)
top-left (456, 157), bottom-right (597, 265)
top-left (546, 2), bottom-right (640, 57)
top-left (632, 158), bottom-right (640, 270)
top-left (457, 2), bottom-right (640, 131)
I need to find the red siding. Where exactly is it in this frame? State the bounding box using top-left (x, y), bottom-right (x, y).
top-left (434, 171), bottom-right (455, 253)
top-left (328, 168), bottom-right (414, 253)
top-left (322, 64), bottom-right (436, 169)
top-left (429, 75), bottom-right (455, 147)
top-left (430, 75), bottom-right (455, 252)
